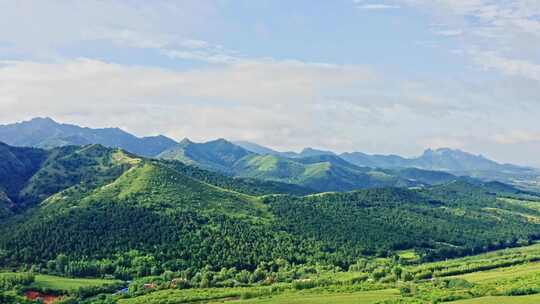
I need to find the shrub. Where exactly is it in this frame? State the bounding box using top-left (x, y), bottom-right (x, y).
top-left (349, 274), bottom-right (368, 284)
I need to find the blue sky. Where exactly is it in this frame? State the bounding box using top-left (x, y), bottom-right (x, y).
top-left (0, 0), bottom-right (539, 166)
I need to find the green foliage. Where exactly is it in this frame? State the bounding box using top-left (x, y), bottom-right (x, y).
top-left (265, 185), bottom-right (540, 263)
top-left (160, 159), bottom-right (314, 196)
top-left (158, 138), bottom-right (462, 193)
top-left (0, 143), bottom-right (47, 203)
top-left (233, 154), bottom-right (417, 192)
top-left (0, 272), bottom-right (34, 290)
top-left (2, 142), bottom-right (540, 300)
top-left (18, 145), bottom-right (136, 206)
top-left (158, 138), bottom-right (252, 172)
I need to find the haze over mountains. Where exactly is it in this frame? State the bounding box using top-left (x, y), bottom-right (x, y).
top-left (1, 117), bottom-right (538, 191)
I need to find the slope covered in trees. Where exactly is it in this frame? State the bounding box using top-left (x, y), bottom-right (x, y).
top-left (1, 141), bottom-right (540, 278)
top-left (0, 142), bottom-right (48, 203)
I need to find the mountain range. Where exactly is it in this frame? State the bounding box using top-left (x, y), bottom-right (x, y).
top-left (1, 140), bottom-right (539, 274)
top-left (1, 118), bottom-right (540, 281)
top-left (158, 138), bottom-right (462, 192)
top-left (0, 117), bottom-right (177, 157)
top-left (1, 117), bottom-right (538, 191)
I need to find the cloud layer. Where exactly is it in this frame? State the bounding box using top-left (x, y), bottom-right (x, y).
top-left (0, 1), bottom-right (539, 166)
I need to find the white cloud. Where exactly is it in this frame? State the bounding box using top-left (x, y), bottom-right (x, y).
top-left (0, 1), bottom-right (539, 165)
top-left (179, 39), bottom-right (211, 49)
top-left (492, 131), bottom-right (540, 145)
top-left (432, 29), bottom-right (462, 36)
top-left (397, 0), bottom-right (540, 81)
top-left (0, 1), bottom-right (218, 59)
top-left (0, 59), bottom-right (372, 147)
top-left (0, 58), bottom-right (491, 155)
top-left (357, 4), bottom-right (401, 10)
top-left (472, 51), bottom-right (540, 81)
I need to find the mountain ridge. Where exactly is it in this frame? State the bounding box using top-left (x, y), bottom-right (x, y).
top-left (159, 139), bottom-right (462, 192)
top-left (1, 118), bottom-right (538, 190)
top-left (0, 117), bottom-right (178, 157)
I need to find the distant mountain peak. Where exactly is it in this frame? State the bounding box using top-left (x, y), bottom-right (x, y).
top-left (0, 117), bottom-right (178, 157)
top-left (211, 138), bottom-right (232, 144)
top-left (423, 147), bottom-right (487, 160)
top-left (24, 117), bottom-right (59, 127)
top-left (424, 147), bottom-right (459, 154)
top-left (29, 117), bottom-right (56, 123)
top-left (179, 138), bottom-right (194, 146)
top-left (299, 147), bottom-right (335, 157)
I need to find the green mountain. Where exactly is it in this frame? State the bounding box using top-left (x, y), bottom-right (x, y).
top-left (159, 139), bottom-right (464, 192)
top-left (234, 141), bottom-right (334, 159)
top-left (160, 159), bottom-right (314, 196)
top-left (385, 167), bottom-right (457, 185)
top-left (235, 141), bottom-right (540, 189)
top-left (0, 190), bottom-right (13, 219)
top-left (1, 142), bottom-right (540, 276)
top-left (341, 148), bottom-right (539, 187)
top-left (0, 142), bottom-right (310, 210)
top-left (233, 140), bottom-right (297, 158)
top-left (232, 154), bottom-right (415, 192)
top-left (0, 142), bottom-right (48, 203)
top-left (158, 138), bottom-right (251, 172)
top-left (3, 118), bottom-right (536, 191)
top-left (0, 117), bottom-right (178, 157)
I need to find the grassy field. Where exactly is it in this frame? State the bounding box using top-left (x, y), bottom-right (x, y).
top-left (118, 288), bottom-right (398, 304)
top-left (229, 289), bottom-right (399, 304)
top-left (31, 274), bottom-right (120, 292)
top-left (451, 294), bottom-right (540, 303)
top-left (0, 273), bottom-right (122, 293)
top-left (453, 261), bottom-right (540, 283)
top-left (406, 242), bottom-right (540, 279)
top-left (397, 250), bottom-right (420, 261)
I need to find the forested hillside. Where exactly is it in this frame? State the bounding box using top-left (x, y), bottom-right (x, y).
top-left (1, 142), bottom-right (540, 280)
top-left (158, 138), bottom-right (252, 172)
top-left (0, 142), bottom-right (47, 203)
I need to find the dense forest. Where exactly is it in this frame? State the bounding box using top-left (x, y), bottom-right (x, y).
top-left (1, 142), bottom-right (540, 282)
top-left (1, 141), bottom-right (540, 304)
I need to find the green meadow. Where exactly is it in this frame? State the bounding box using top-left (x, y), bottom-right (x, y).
top-left (451, 294), bottom-right (540, 304)
top-left (30, 274), bottom-right (121, 292)
top-left (230, 289), bottom-right (399, 304)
